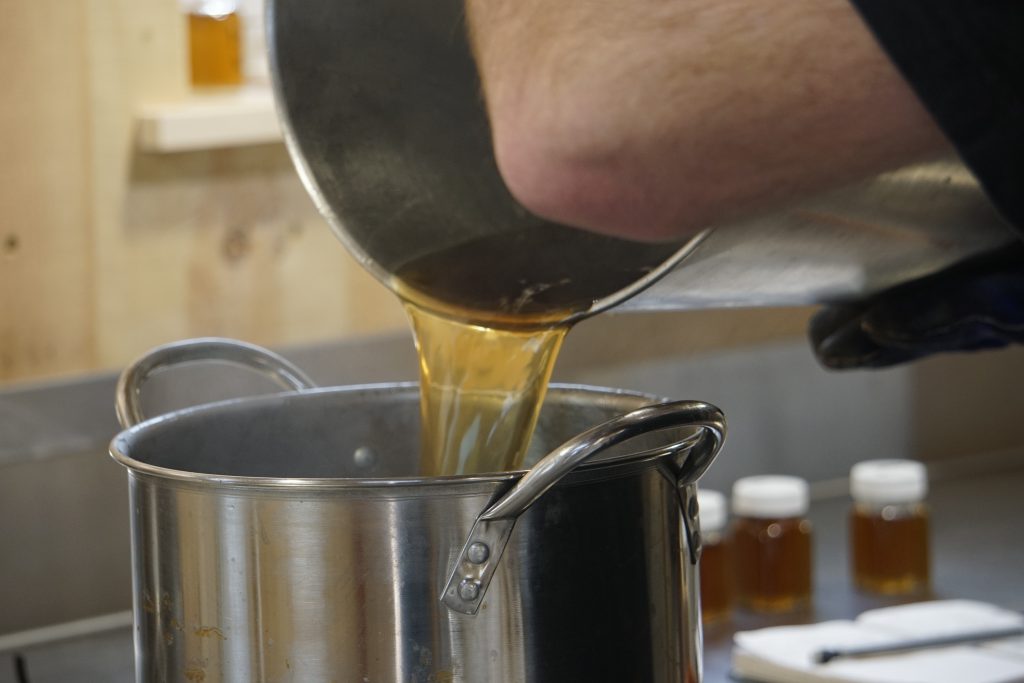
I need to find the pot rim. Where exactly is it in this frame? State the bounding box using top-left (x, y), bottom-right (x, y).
top-left (109, 382), bottom-right (697, 491)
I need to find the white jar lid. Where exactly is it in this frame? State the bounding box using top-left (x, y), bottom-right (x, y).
top-left (697, 489), bottom-right (728, 533)
top-left (732, 475), bottom-right (809, 519)
top-left (181, 0), bottom-right (238, 16)
top-left (850, 459), bottom-right (927, 505)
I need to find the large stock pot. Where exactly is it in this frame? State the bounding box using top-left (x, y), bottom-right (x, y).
top-left (109, 338), bottom-right (726, 682)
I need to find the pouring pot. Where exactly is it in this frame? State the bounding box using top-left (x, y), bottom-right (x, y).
top-left (269, 0), bottom-right (1015, 322)
top-left (110, 339), bottom-right (726, 682)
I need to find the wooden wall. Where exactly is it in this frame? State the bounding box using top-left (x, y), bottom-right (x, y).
top-left (0, 0), bottom-right (819, 388)
top-left (1, 0), bottom-right (408, 384)
top-left (2, 1), bottom-right (97, 380)
top-left (910, 346), bottom-right (1024, 461)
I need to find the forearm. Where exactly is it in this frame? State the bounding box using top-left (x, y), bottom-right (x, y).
top-left (466, 0), bottom-right (949, 241)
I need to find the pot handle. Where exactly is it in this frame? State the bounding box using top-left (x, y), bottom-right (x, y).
top-left (116, 337), bottom-right (317, 428)
top-left (441, 400), bottom-right (725, 615)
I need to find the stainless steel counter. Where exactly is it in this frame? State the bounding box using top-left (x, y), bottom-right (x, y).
top-left (0, 335), bottom-right (920, 636)
top-left (1, 457), bottom-right (1020, 682)
top-left (0, 623), bottom-right (133, 683)
top-left (1, 329), bottom-right (1022, 681)
top-left (703, 462), bottom-right (1024, 682)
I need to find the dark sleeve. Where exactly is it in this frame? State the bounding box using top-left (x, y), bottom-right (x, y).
top-left (848, 1), bottom-right (1024, 234)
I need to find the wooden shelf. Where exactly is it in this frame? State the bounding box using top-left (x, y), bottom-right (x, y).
top-left (136, 86), bottom-right (282, 152)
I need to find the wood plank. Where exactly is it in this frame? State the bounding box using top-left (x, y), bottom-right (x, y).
top-left (86, 0), bottom-right (406, 371)
top-left (911, 347), bottom-right (1024, 461)
top-left (0, 1), bottom-right (97, 381)
top-left (2, 0), bottom-right (814, 384)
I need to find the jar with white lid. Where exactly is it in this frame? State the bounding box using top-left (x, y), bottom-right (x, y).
top-left (730, 475), bottom-right (812, 613)
top-left (850, 459), bottom-right (930, 595)
top-left (697, 489), bottom-right (732, 622)
top-left (182, 0), bottom-right (243, 86)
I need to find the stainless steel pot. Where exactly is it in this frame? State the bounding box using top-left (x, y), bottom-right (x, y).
top-left (269, 0), bottom-right (1015, 322)
top-left (110, 339), bottom-right (726, 683)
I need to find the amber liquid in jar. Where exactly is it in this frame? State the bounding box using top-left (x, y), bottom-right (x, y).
top-left (699, 533), bottom-right (732, 623)
top-left (851, 503), bottom-right (929, 595)
top-left (188, 11), bottom-right (242, 86)
top-left (732, 516), bottom-right (812, 612)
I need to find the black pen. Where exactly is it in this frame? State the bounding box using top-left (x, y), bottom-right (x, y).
top-left (815, 626), bottom-right (1024, 664)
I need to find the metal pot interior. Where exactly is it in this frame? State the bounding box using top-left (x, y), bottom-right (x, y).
top-left (111, 383), bottom-right (699, 482)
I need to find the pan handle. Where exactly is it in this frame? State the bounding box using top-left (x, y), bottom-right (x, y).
top-left (441, 400), bottom-right (726, 615)
top-left (116, 338), bottom-right (317, 429)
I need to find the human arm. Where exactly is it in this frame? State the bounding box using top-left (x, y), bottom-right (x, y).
top-left (465, 0), bottom-right (949, 241)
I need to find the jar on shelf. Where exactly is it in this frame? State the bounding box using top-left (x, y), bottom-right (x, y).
top-left (730, 475), bottom-right (812, 613)
top-left (849, 459), bottom-right (930, 596)
top-left (183, 0), bottom-right (243, 87)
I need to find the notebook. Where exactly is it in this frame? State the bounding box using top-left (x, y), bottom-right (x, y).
top-left (732, 600), bottom-right (1024, 683)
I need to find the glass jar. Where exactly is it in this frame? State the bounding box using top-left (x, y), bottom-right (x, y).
top-left (850, 459), bottom-right (930, 595)
top-left (730, 475), bottom-right (812, 613)
top-left (183, 0), bottom-right (243, 87)
top-left (697, 488), bottom-right (732, 623)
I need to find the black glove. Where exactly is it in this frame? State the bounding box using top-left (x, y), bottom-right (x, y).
top-left (810, 242), bottom-right (1024, 369)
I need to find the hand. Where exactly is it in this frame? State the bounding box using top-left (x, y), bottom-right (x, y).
top-left (810, 242), bottom-right (1024, 369)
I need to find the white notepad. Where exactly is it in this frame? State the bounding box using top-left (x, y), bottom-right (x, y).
top-left (732, 600), bottom-right (1024, 683)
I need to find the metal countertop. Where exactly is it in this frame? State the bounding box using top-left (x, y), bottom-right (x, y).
top-left (2, 461), bottom-right (1021, 682)
top-left (702, 464), bottom-right (1024, 682)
